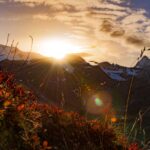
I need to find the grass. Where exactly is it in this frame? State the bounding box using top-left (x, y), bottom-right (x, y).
top-left (123, 47), bottom-right (150, 149)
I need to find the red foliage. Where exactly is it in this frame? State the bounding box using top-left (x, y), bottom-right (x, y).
top-left (129, 143), bottom-right (141, 150)
top-left (0, 71), bottom-right (126, 150)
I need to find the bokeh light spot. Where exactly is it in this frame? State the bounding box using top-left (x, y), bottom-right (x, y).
top-left (95, 98), bottom-right (103, 106)
top-left (111, 117), bottom-right (117, 123)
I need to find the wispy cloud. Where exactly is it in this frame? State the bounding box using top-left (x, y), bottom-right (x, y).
top-left (0, 0), bottom-right (150, 66)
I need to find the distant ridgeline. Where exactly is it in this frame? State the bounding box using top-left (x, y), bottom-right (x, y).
top-left (0, 44), bottom-right (150, 135)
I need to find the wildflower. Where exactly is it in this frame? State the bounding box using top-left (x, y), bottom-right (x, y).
top-left (3, 100), bottom-right (12, 107)
top-left (32, 135), bottom-right (39, 145)
top-left (43, 140), bottom-right (48, 148)
top-left (17, 104), bottom-right (25, 111)
top-left (0, 109), bottom-right (4, 114)
top-left (4, 92), bottom-right (10, 98)
top-left (129, 143), bottom-right (140, 150)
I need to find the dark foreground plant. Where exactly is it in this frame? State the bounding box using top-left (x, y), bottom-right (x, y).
top-left (0, 71), bottom-right (130, 150)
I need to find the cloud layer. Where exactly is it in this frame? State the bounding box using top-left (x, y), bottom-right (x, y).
top-left (0, 0), bottom-right (150, 66)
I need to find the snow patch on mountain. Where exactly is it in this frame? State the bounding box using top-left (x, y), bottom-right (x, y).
top-left (101, 66), bottom-right (140, 81)
top-left (101, 67), bottom-right (126, 81)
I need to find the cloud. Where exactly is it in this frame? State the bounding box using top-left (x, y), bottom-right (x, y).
top-left (100, 20), bottom-right (114, 32)
top-left (0, 0), bottom-right (150, 66)
top-left (126, 36), bottom-right (144, 46)
top-left (111, 29), bottom-right (125, 37)
top-left (74, 52), bottom-right (93, 57)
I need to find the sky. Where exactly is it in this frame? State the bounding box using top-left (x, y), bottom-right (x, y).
top-left (0, 0), bottom-right (150, 66)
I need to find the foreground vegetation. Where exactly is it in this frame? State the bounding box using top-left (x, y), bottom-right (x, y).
top-left (0, 71), bottom-right (140, 150)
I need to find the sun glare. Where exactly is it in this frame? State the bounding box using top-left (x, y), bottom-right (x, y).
top-left (38, 38), bottom-right (82, 59)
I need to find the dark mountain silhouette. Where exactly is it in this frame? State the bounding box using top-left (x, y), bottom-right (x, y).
top-left (136, 56), bottom-right (150, 68)
top-left (1, 44), bottom-right (150, 136)
top-left (0, 54), bottom-right (125, 115)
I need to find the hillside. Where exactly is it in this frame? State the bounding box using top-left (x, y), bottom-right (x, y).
top-left (0, 55), bottom-right (124, 115)
top-left (1, 44), bottom-right (150, 141)
top-left (0, 71), bottom-right (126, 150)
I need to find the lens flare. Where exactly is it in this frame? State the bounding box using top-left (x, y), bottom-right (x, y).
top-left (86, 91), bottom-right (113, 115)
top-left (111, 117), bottom-right (117, 123)
top-left (95, 98), bottom-right (103, 106)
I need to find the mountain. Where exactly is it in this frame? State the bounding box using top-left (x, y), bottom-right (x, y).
top-left (1, 48), bottom-right (150, 137)
top-left (0, 47), bottom-right (140, 113)
top-left (98, 61), bottom-right (140, 82)
top-left (136, 56), bottom-right (150, 68)
top-left (0, 54), bottom-right (124, 114)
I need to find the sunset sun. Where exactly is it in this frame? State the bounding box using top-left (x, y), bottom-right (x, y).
top-left (38, 38), bottom-right (82, 59)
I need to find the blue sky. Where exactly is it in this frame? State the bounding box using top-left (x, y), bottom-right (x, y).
top-left (132, 0), bottom-right (150, 12)
top-left (0, 0), bottom-right (150, 66)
